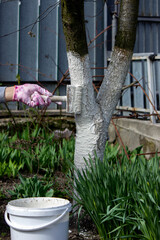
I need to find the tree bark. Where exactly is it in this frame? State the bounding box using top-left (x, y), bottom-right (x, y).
top-left (61, 0), bottom-right (139, 169)
top-left (61, 0), bottom-right (88, 57)
top-left (66, 52), bottom-right (104, 169)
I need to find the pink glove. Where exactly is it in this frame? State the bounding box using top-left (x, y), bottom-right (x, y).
top-left (13, 84), bottom-right (52, 107)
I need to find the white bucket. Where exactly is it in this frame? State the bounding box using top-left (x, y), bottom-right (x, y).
top-left (5, 197), bottom-right (72, 240)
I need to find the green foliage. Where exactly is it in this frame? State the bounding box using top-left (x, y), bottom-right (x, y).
top-left (8, 159), bottom-right (24, 178)
top-left (0, 124), bottom-right (75, 177)
top-left (59, 138), bottom-right (75, 172)
top-left (0, 132), bottom-right (23, 178)
top-left (0, 188), bottom-right (6, 199)
top-left (0, 147), bottom-right (23, 178)
top-left (8, 175), bottom-right (54, 199)
top-left (72, 144), bottom-right (160, 240)
top-left (131, 154), bottom-right (160, 240)
top-left (133, 190), bottom-right (160, 240)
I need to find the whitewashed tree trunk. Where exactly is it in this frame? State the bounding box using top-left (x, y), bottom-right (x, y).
top-left (61, 0), bottom-right (139, 169)
top-left (67, 52), bottom-right (106, 169)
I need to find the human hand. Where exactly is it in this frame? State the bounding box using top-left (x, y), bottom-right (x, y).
top-left (13, 84), bottom-right (52, 107)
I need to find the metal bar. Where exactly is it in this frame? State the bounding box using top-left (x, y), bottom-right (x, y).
top-left (147, 57), bottom-right (157, 123)
top-left (115, 106), bottom-right (160, 114)
top-left (132, 53), bottom-right (160, 60)
top-left (112, 2), bottom-right (118, 51)
top-left (112, 14), bottom-right (117, 50)
top-left (108, 53), bottom-right (160, 61)
top-left (138, 16), bottom-right (160, 23)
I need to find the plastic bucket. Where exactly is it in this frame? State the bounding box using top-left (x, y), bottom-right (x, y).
top-left (5, 197), bottom-right (72, 240)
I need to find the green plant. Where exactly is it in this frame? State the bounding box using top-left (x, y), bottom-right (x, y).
top-left (133, 191), bottom-right (160, 240)
top-left (0, 188), bottom-right (6, 199)
top-left (0, 131), bottom-right (23, 177)
top-left (0, 124), bottom-right (75, 177)
top-left (59, 137), bottom-right (75, 172)
top-left (72, 144), bottom-right (160, 240)
top-left (0, 156), bottom-right (23, 178)
top-left (40, 144), bottom-right (60, 176)
top-left (131, 154), bottom-right (160, 240)
top-left (8, 159), bottom-right (24, 178)
top-left (0, 160), bottom-right (9, 178)
top-left (8, 175), bottom-right (54, 199)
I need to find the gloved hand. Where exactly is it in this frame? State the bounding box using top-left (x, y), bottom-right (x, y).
top-left (13, 84), bottom-right (52, 107)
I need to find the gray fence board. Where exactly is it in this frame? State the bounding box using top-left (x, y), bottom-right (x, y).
top-left (0, 0), bottom-right (19, 82)
top-left (19, 0), bottom-right (39, 82)
top-left (153, 24), bottom-right (158, 53)
top-left (155, 60), bottom-right (160, 109)
top-left (143, 60), bottom-right (149, 109)
top-left (153, 61), bottom-right (157, 108)
top-left (139, 0), bottom-right (160, 16)
top-left (39, 0), bottom-right (58, 82)
top-left (153, 0), bottom-right (158, 16)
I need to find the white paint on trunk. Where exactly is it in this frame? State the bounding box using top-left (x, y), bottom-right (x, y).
top-left (67, 47), bottom-right (133, 169)
top-left (67, 52), bottom-right (106, 169)
top-left (66, 85), bottom-right (82, 114)
top-left (97, 47), bottom-right (133, 125)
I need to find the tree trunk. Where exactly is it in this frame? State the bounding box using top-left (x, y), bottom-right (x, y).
top-left (61, 0), bottom-right (139, 169)
top-left (67, 52), bottom-right (105, 169)
top-left (66, 50), bottom-right (107, 169)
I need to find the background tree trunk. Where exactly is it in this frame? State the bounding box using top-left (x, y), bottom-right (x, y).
top-left (61, 0), bottom-right (139, 169)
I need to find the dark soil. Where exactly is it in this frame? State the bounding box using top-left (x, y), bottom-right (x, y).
top-left (0, 173), bottom-right (99, 240)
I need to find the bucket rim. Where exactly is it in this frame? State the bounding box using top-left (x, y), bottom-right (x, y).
top-left (6, 197), bottom-right (72, 217)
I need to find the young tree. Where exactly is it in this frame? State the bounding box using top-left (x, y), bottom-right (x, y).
top-left (61, 0), bottom-right (139, 169)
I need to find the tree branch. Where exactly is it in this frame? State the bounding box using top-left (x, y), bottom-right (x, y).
top-left (97, 0), bottom-right (139, 123)
top-left (61, 0), bottom-right (88, 56)
top-left (115, 0), bottom-right (139, 50)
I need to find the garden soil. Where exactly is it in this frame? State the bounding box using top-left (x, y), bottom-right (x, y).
top-left (0, 172), bottom-right (99, 240)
